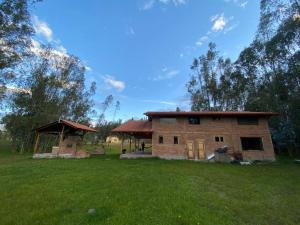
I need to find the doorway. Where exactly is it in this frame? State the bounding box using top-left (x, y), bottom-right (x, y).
top-left (197, 139), bottom-right (205, 160)
top-left (187, 140), bottom-right (194, 159)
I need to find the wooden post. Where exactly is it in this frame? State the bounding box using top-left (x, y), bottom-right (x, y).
top-left (134, 137), bottom-right (137, 151)
top-left (121, 135), bottom-right (124, 153)
top-left (129, 136), bottom-right (132, 152)
top-left (58, 125), bottom-right (65, 152)
top-left (33, 131), bottom-right (40, 153)
top-left (138, 139), bottom-right (140, 150)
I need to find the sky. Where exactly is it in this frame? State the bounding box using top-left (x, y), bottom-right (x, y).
top-left (30, 0), bottom-right (260, 122)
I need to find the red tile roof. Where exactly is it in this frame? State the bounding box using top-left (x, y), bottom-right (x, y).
top-left (112, 120), bottom-right (152, 133)
top-left (61, 120), bottom-right (96, 132)
top-left (145, 111), bottom-right (279, 117)
top-left (35, 119), bottom-right (96, 133)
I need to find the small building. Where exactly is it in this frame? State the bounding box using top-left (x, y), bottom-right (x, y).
top-left (112, 111), bottom-right (278, 161)
top-left (106, 135), bottom-right (121, 144)
top-left (33, 119), bottom-right (96, 158)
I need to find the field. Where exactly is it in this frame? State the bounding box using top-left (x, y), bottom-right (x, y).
top-left (0, 140), bottom-right (300, 225)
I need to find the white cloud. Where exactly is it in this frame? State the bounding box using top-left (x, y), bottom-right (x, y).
top-left (223, 22), bottom-right (239, 34)
top-left (224, 0), bottom-right (248, 8)
top-left (141, 0), bottom-right (187, 10)
top-left (33, 16), bottom-right (53, 42)
top-left (141, 99), bottom-right (177, 106)
top-left (4, 85), bottom-right (31, 95)
top-left (240, 1), bottom-right (248, 8)
top-left (196, 35), bottom-right (208, 46)
top-left (103, 75), bottom-right (125, 91)
top-left (193, 13), bottom-right (236, 50)
top-left (211, 14), bottom-right (227, 32)
top-left (141, 0), bottom-right (155, 10)
top-left (30, 38), bottom-right (69, 59)
top-left (152, 67), bottom-right (180, 81)
top-left (85, 66), bottom-right (92, 72)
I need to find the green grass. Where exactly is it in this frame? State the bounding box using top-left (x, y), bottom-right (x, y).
top-left (0, 141), bottom-right (300, 225)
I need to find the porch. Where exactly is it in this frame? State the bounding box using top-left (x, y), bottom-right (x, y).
top-left (120, 151), bottom-right (155, 159)
top-left (111, 120), bottom-right (153, 157)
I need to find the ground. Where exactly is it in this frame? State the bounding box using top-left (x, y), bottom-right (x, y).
top-left (0, 140), bottom-right (300, 225)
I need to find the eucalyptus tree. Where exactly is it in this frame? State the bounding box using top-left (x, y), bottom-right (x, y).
top-left (0, 0), bottom-right (39, 101)
top-left (3, 47), bottom-right (96, 151)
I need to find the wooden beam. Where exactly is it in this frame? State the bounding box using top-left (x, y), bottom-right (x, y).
top-left (58, 125), bottom-right (65, 152)
top-left (121, 135), bottom-right (124, 153)
top-left (33, 131), bottom-right (40, 153)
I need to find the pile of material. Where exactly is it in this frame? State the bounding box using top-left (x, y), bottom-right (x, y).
top-left (214, 146), bottom-right (251, 165)
top-left (33, 150), bottom-right (90, 159)
top-left (214, 146), bottom-right (232, 163)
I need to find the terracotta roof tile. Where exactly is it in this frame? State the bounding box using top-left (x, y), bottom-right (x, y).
top-left (145, 111), bottom-right (279, 117)
top-left (62, 120), bottom-right (96, 132)
top-left (112, 120), bottom-right (152, 133)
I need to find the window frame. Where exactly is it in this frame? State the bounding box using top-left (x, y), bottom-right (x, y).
top-left (158, 135), bottom-right (164, 144)
top-left (240, 137), bottom-right (264, 151)
top-left (188, 116), bottom-right (201, 125)
top-left (215, 136), bottom-right (224, 142)
top-left (174, 136), bottom-right (179, 145)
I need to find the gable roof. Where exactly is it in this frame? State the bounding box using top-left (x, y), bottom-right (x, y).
top-left (112, 120), bottom-right (152, 133)
top-left (35, 119), bottom-right (96, 133)
top-left (145, 111), bottom-right (279, 118)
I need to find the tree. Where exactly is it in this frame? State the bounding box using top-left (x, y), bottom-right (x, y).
top-left (187, 42), bottom-right (247, 111)
top-left (3, 47), bottom-right (96, 152)
top-left (94, 95), bottom-right (121, 143)
top-left (187, 0), bottom-right (300, 155)
top-left (0, 0), bottom-right (39, 102)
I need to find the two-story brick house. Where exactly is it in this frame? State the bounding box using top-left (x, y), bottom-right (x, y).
top-left (113, 111), bottom-right (278, 161)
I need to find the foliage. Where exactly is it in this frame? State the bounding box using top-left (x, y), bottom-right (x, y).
top-left (187, 43), bottom-right (247, 111)
top-left (94, 120), bottom-right (122, 143)
top-left (3, 47), bottom-right (96, 152)
top-left (92, 95), bottom-right (121, 143)
top-left (0, 0), bottom-right (40, 102)
top-left (187, 0), bottom-right (300, 155)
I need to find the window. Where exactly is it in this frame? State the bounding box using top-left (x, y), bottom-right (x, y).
top-left (215, 136), bottom-right (224, 142)
top-left (238, 117), bottom-right (259, 125)
top-left (188, 116), bottom-right (200, 124)
top-left (160, 118), bottom-right (177, 124)
top-left (174, 136), bottom-right (178, 144)
top-left (241, 137), bottom-right (263, 151)
top-left (159, 136), bottom-right (164, 144)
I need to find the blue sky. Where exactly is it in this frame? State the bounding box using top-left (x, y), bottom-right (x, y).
top-left (31, 0), bottom-right (260, 122)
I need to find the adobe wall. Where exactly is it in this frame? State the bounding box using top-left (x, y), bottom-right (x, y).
top-left (151, 116), bottom-right (275, 161)
top-left (58, 136), bottom-right (81, 154)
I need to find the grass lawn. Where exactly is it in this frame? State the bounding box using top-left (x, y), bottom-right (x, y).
top-left (0, 141), bottom-right (300, 225)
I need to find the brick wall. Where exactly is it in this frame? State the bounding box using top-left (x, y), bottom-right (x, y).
top-left (151, 116), bottom-right (275, 161)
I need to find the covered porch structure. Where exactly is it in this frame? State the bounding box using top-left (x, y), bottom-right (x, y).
top-left (112, 120), bottom-right (153, 158)
top-left (33, 119), bottom-right (96, 158)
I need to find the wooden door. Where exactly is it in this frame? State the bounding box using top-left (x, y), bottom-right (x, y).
top-left (187, 141), bottom-right (194, 159)
top-left (198, 140), bottom-right (205, 160)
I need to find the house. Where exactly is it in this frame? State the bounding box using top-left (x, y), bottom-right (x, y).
top-left (106, 135), bottom-right (121, 144)
top-left (112, 111), bottom-right (278, 161)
